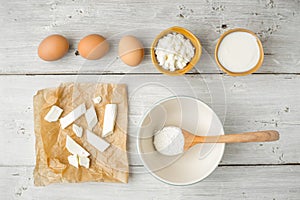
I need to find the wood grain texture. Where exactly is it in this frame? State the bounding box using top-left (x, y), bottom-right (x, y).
top-left (0, 74), bottom-right (299, 166)
top-left (1, 165), bottom-right (299, 199)
top-left (1, 0), bottom-right (299, 199)
top-left (183, 130), bottom-right (280, 151)
top-left (0, 0), bottom-right (299, 74)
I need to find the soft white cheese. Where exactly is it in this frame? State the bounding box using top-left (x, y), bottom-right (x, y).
top-left (93, 96), bottom-right (102, 104)
top-left (72, 124), bottom-right (83, 138)
top-left (44, 105), bottom-right (63, 122)
top-left (87, 130), bottom-right (110, 152)
top-left (217, 31), bottom-right (261, 73)
top-left (78, 156), bottom-right (90, 168)
top-left (102, 104), bottom-right (118, 137)
top-left (85, 106), bottom-right (98, 130)
top-left (66, 135), bottom-right (90, 157)
top-left (60, 103), bottom-right (86, 129)
top-left (68, 154), bottom-right (79, 168)
top-left (155, 33), bottom-right (195, 71)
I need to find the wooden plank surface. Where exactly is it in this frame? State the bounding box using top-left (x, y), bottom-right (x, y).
top-left (1, 0), bottom-right (300, 199)
top-left (0, 0), bottom-right (299, 74)
top-left (0, 74), bottom-right (299, 166)
top-left (1, 165), bottom-right (299, 199)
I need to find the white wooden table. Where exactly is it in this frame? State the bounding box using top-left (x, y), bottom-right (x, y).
top-left (1, 0), bottom-right (300, 199)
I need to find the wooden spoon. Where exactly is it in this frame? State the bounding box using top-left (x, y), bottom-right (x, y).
top-left (182, 129), bottom-right (279, 151)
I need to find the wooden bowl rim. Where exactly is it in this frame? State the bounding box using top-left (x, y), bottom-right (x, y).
top-left (151, 26), bottom-right (202, 76)
top-left (214, 28), bottom-right (264, 76)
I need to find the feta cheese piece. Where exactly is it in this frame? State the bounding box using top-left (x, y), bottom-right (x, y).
top-left (102, 104), bottom-right (118, 137)
top-left (78, 156), bottom-right (90, 168)
top-left (85, 106), bottom-right (98, 130)
top-left (87, 130), bottom-right (110, 152)
top-left (68, 154), bottom-right (79, 168)
top-left (72, 124), bottom-right (83, 138)
top-left (66, 135), bottom-right (90, 157)
top-left (60, 103), bottom-right (86, 129)
top-left (93, 96), bottom-right (102, 104)
top-left (44, 105), bottom-right (63, 122)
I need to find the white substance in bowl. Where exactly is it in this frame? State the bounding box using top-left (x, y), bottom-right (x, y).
top-left (155, 33), bottom-right (195, 71)
top-left (153, 126), bottom-right (184, 156)
top-left (217, 31), bottom-right (261, 73)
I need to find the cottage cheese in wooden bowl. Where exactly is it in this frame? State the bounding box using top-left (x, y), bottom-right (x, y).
top-left (151, 26), bottom-right (202, 75)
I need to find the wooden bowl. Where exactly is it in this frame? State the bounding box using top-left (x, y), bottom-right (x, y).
top-left (151, 26), bottom-right (202, 76)
top-left (215, 28), bottom-right (264, 76)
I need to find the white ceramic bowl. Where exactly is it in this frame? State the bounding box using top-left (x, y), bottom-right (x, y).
top-left (137, 96), bottom-right (225, 185)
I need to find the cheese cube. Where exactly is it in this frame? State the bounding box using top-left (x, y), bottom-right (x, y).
top-left (66, 135), bottom-right (90, 157)
top-left (72, 124), bottom-right (83, 138)
top-left (86, 130), bottom-right (110, 152)
top-left (68, 154), bottom-right (79, 168)
top-left (78, 156), bottom-right (90, 168)
top-left (44, 105), bottom-right (63, 122)
top-left (85, 106), bottom-right (98, 130)
top-left (102, 104), bottom-right (117, 137)
top-left (60, 103), bottom-right (86, 129)
top-left (93, 96), bottom-right (102, 104)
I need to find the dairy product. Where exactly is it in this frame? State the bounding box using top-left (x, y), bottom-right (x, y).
top-left (155, 33), bottom-right (195, 71)
top-left (102, 104), bottom-right (118, 137)
top-left (78, 156), bottom-right (90, 168)
top-left (60, 103), bottom-right (86, 129)
top-left (93, 96), bottom-right (102, 104)
top-left (66, 135), bottom-right (90, 157)
top-left (217, 31), bottom-right (261, 73)
top-left (44, 105), bottom-right (63, 122)
top-left (85, 106), bottom-right (98, 130)
top-left (68, 154), bottom-right (79, 168)
top-left (87, 130), bottom-right (110, 152)
top-left (72, 124), bottom-right (83, 138)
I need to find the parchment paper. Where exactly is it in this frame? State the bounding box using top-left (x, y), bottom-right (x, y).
top-left (33, 83), bottom-right (129, 186)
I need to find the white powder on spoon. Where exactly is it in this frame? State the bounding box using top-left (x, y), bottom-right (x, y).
top-left (153, 126), bottom-right (184, 156)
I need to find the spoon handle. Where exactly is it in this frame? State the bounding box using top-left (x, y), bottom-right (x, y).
top-left (195, 130), bottom-right (279, 143)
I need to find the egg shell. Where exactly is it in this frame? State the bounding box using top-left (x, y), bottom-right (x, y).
top-left (38, 34), bottom-right (69, 61)
top-left (78, 34), bottom-right (110, 60)
top-left (118, 35), bottom-right (144, 67)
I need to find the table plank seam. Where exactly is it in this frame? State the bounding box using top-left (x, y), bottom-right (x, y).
top-left (0, 73), bottom-right (300, 76)
top-left (1, 163), bottom-right (299, 168)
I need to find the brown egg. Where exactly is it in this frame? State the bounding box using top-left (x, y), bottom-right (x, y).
top-left (38, 34), bottom-right (69, 61)
top-left (118, 35), bottom-right (144, 67)
top-left (78, 34), bottom-right (110, 60)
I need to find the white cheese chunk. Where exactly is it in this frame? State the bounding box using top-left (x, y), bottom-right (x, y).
top-left (72, 124), bottom-right (83, 138)
top-left (60, 103), bottom-right (86, 129)
top-left (68, 154), bottom-right (79, 168)
top-left (66, 135), bottom-right (90, 157)
top-left (85, 106), bottom-right (98, 130)
top-left (78, 156), bottom-right (90, 168)
top-left (155, 33), bottom-right (195, 71)
top-left (87, 130), bottom-right (110, 152)
top-left (44, 105), bottom-right (63, 122)
top-left (93, 96), bottom-right (102, 104)
top-left (102, 104), bottom-right (118, 137)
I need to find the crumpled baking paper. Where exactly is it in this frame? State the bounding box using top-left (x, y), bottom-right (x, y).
top-left (33, 82), bottom-right (129, 186)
